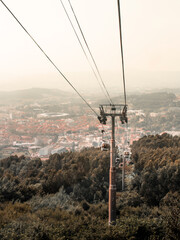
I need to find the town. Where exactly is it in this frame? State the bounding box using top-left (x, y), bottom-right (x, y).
top-left (0, 90), bottom-right (179, 160)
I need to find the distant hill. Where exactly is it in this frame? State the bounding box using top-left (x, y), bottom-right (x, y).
top-left (111, 92), bottom-right (177, 111)
top-left (130, 92), bottom-right (176, 110)
top-left (0, 88), bottom-right (77, 104)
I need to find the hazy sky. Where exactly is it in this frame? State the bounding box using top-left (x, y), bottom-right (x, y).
top-left (0, 0), bottom-right (180, 95)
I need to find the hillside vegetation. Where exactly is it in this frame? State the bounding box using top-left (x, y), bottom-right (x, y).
top-left (0, 148), bottom-right (109, 204)
top-left (0, 134), bottom-right (179, 239)
top-left (131, 133), bottom-right (180, 206)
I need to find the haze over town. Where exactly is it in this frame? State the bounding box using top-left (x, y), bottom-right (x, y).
top-left (0, 0), bottom-right (180, 94)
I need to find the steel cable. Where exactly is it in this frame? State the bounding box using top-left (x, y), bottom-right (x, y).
top-left (0, 0), bottom-right (99, 117)
top-left (60, 0), bottom-right (112, 104)
top-left (117, 0), bottom-right (127, 106)
top-left (68, 0), bottom-right (113, 104)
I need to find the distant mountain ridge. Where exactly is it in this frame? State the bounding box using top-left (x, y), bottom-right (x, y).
top-left (0, 88), bottom-right (76, 104)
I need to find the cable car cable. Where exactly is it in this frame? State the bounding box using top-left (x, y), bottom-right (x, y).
top-left (60, 0), bottom-right (111, 104)
top-left (117, 0), bottom-right (127, 106)
top-left (0, 0), bottom-right (99, 117)
top-left (67, 0), bottom-right (113, 104)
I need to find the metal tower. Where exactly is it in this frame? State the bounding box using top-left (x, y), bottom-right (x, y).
top-left (98, 104), bottom-right (127, 225)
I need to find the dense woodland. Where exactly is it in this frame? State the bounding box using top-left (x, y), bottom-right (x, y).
top-left (0, 134), bottom-right (180, 239)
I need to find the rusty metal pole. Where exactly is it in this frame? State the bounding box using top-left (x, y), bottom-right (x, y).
top-left (122, 155), bottom-right (125, 191)
top-left (109, 115), bottom-right (116, 225)
top-left (98, 104), bottom-right (128, 226)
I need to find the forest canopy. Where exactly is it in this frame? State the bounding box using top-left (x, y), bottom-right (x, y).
top-left (0, 134), bottom-right (180, 239)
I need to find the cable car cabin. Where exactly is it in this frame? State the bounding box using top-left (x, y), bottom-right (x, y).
top-left (101, 142), bottom-right (110, 151)
top-left (124, 151), bottom-right (130, 159)
top-left (115, 157), bottom-right (120, 167)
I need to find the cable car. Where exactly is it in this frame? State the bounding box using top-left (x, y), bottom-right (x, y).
top-left (124, 151), bottom-right (130, 159)
top-left (101, 141), bottom-right (110, 151)
top-left (115, 157), bottom-right (120, 166)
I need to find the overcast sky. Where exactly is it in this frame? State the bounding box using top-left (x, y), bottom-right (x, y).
top-left (0, 0), bottom-right (180, 96)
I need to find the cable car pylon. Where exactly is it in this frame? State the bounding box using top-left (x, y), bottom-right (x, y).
top-left (98, 104), bottom-right (127, 225)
